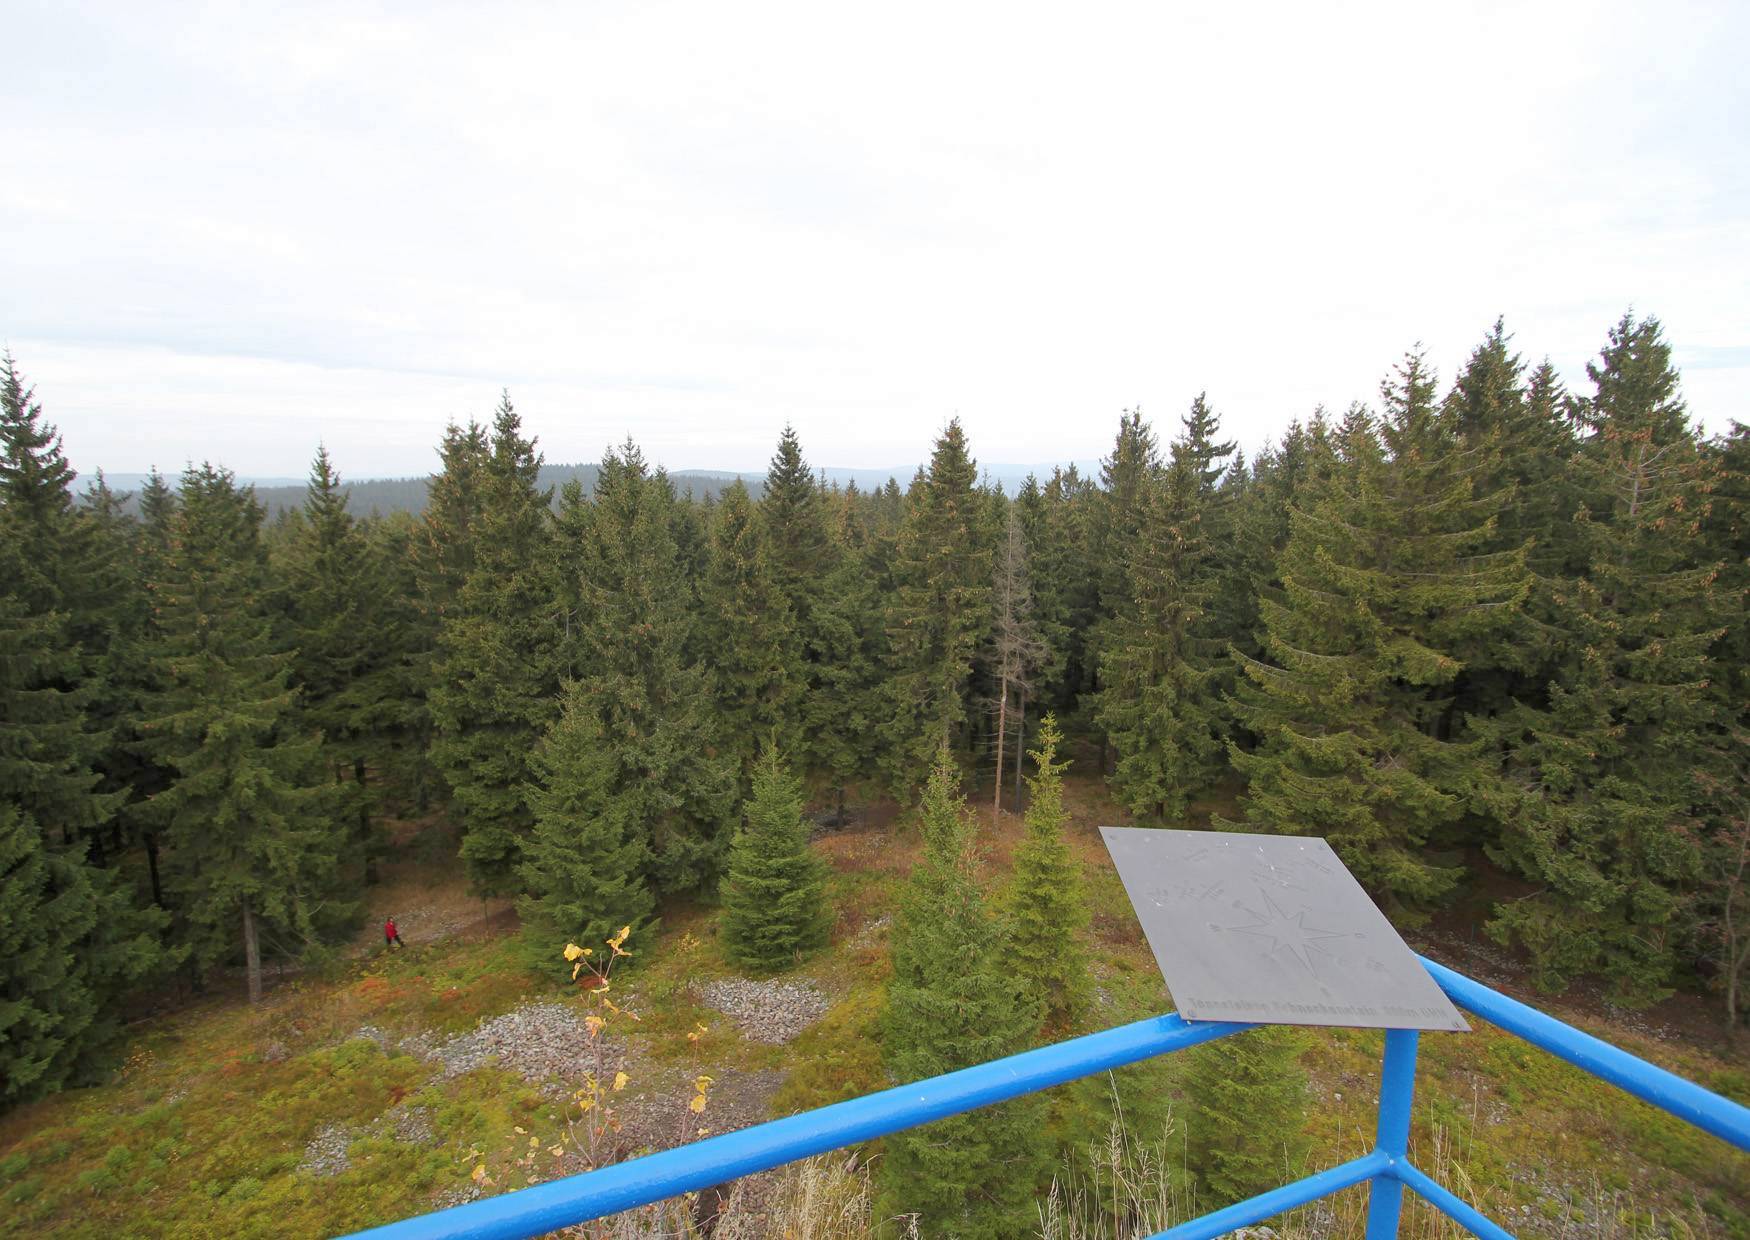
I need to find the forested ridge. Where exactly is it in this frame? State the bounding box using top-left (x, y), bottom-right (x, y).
top-left (3, 310), bottom-right (1748, 1118)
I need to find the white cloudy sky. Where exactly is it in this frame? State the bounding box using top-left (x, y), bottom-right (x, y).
top-left (5, 1), bottom-right (1748, 480)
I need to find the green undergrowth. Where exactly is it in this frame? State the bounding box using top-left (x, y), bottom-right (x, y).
top-left (3, 800), bottom-right (1747, 1238)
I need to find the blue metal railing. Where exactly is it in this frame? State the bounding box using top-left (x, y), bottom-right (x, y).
top-left (350, 955), bottom-right (1750, 1239)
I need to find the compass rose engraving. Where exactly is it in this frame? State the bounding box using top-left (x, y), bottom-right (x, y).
top-left (1222, 889), bottom-right (1349, 974)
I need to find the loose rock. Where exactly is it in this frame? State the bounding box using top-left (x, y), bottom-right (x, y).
top-left (300, 1122), bottom-right (352, 1177)
top-left (699, 979), bottom-right (829, 1044)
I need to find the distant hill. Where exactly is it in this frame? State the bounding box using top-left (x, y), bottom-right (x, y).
top-left (85, 460), bottom-right (1099, 517)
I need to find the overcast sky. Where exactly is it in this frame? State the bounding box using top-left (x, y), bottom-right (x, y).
top-left (6, 1), bottom-right (1747, 482)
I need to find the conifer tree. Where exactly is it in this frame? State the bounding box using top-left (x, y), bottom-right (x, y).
top-left (879, 752), bottom-right (1044, 1237)
top-left (883, 420), bottom-right (992, 796)
top-left (0, 529), bottom-right (164, 1098)
top-left (0, 364), bottom-right (165, 1061)
top-left (73, 472), bottom-right (155, 848)
top-left (358, 511), bottom-right (437, 813)
top-left (416, 420), bottom-right (492, 614)
top-left (1022, 464), bottom-right (1099, 724)
top-left (566, 441), bottom-right (734, 893)
top-left (1480, 316), bottom-right (1724, 1002)
top-left (0, 800), bottom-right (92, 1101)
top-left (999, 715), bottom-right (1089, 1030)
top-left (1184, 1027), bottom-right (1310, 1206)
top-left (277, 447), bottom-right (393, 884)
top-left (989, 506), bottom-right (1045, 813)
top-left (411, 419), bottom-right (489, 804)
top-left (720, 742), bottom-right (829, 973)
top-left (1098, 397), bottom-right (1234, 820)
top-left (1442, 323), bottom-right (1580, 742)
top-left (806, 491), bottom-right (889, 821)
top-left (703, 481), bottom-right (802, 789)
top-left (141, 466), bottom-right (339, 1003)
top-left (1089, 409), bottom-right (1161, 767)
top-left (1224, 354), bottom-right (1528, 910)
top-left (761, 427), bottom-right (841, 778)
top-left (517, 684), bottom-right (654, 972)
top-left (0, 354), bottom-right (122, 851)
top-left (428, 394), bottom-right (561, 895)
top-left (1698, 421), bottom-right (1749, 1028)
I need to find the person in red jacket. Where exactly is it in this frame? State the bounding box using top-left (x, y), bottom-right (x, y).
top-left (384, 916), bottom-right (404, 950)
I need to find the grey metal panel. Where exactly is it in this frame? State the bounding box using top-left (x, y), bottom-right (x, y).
top-left (1099, 827), bottom-right (1468, 1032)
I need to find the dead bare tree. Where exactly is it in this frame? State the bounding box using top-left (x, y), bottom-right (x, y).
top-left (991, 507), bottom-right (1046, 814)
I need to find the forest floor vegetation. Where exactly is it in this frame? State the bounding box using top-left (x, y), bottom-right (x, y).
top-left (0, 777), bottom-right (1744, 1238)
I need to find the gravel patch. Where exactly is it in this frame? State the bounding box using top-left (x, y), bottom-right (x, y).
top-left (300, 1122), bottom-right (353, 1177)
top-left (383, 1103), bottom-right (437, 1146)
top-left (699, 979), bottom-right (830, 1044)
top-left (425, 1002), bottom-right (620, 1082)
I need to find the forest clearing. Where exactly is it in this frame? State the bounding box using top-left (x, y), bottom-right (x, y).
top-left (2, 770), bottom-right (1744, 1239)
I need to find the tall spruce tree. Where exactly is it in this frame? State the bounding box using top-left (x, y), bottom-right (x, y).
top-left (0, 362), bottom-right (164, 1092)
top-left (759, 427), bottom-right (839, 776)
top-left (720, 742), bottom-right (829, 973)
top-left (806, 489), bottom-right (889, 821)
top-left (703, 481), bottom-right (802, 790)
top-left (517, 684), bottom-right (654, 973)
top-left (565, 442), bottom-right (734, 893)
top-left (141, 466), bottom-right (339, 1003)
top-left (0, 359), bottom-right (120, 851)
top-left (1480, 316), bottom-right (1724, 1003)
top-left (879, 752), bottom-right (1045, 1237)
top-left (277, 447), bottom-right (392, 885)
top-left (0, 540), bottom-right (164, 1099)
top-left (883, 420), bottom-right (992, 797)
top-left (1023, 465), bottom-right (1099, 726)
top-left (989, 506), bottom-right (1045, 814)
top-left (999, 715), bottom-right (1090, 1030)
top-left (1090, 409), bottom-right (1162, 769)
top-left (1097, 396), bottom-right (1235, 820)
top-left (1224, 354), bottom-right (1528, 910)
top-left (1698, 421), bottom-right (1750, 1028)
top-left (428, 394), bottom-right (561, 895)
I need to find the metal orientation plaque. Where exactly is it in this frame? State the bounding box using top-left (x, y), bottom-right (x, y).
top-left (1100, 827), bottom-right (1468, 1032)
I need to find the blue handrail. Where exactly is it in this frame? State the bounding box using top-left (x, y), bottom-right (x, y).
top-left (347, 956), bottom-right (1750, 1240)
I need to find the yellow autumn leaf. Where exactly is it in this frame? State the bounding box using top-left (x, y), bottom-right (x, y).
top-left (693, 1075), bottom-right (714, 1092)
top-left (514, 1126), bottom-right (526, 1134)
top-left (563, 943), bottom-right (585, 962)
top-left (689, 1093), bottom-right (707, 1114)
top-left (529, 1136), bottom-right (539, 1148)
top-left (549, 1145), bottom-right (565, 1158)
top-left (607, 925), bottom-right (631, 953)
top-left (471, 1164), bottom-right (487, 1183)
top-left (584, 1014), bottom-right (605, 1036)
top-left (612, 1071), bottom-right (628, 1091)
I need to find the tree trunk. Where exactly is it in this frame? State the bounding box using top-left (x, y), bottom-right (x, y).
top-left (1014, 692), bottom-right (1026, 809)
top-left (242, 901), bottom-right (263, 1004)
top-left (356, 758), bottom-right (379, 885)
top-left (145, 832), bottom-right (165, 908)
top-left (993, 679), bottom-right (1009, 815)
top-left (835, 784), bottom-right (846, 828)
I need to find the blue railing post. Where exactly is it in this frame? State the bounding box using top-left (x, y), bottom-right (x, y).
top-left (1364, 1028), bottom-right (1420, 1239)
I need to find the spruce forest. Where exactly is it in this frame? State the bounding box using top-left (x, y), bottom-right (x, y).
top-left (2, 311), bottom-right (1748, 1235)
